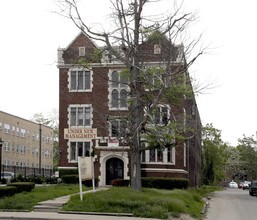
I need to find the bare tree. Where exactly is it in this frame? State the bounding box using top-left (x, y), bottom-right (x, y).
top-left (56, 0), bottom-right (205, 190)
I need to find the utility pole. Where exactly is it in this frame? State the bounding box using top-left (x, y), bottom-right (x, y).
top-left (39, 124), bottom-right (42, 174)
top-left (0, 139), bottom-right (3, 182)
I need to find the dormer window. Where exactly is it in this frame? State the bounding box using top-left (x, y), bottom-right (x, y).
top-left (154, 44), bottom-right (161, 54)
top-left (79, 47), bottom-right (85, 56)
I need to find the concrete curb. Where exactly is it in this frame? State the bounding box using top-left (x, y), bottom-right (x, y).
top-left (201, 201), bottom-right (209, 214)
top-left (59, 210), bottom-right (133, 217)
top-left (201, 196), bottom-right (211, 215)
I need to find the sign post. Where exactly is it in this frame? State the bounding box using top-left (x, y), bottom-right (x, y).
top-left (66, 128), bottom-right (97, 201)
top-left (92, 155), bottom-right (95, 192)
top-left (78, 156), bottom-right (93, 201)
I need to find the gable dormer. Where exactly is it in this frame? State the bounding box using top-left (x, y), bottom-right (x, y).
top-left (62, 32), bottom-right (100, 64)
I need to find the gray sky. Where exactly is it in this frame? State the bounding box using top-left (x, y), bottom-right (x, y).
top-left (1, 0), bottom-right (256, 146)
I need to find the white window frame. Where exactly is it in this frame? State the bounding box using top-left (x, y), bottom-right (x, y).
top-left (109, 119), bottom-right (127, 138)
top-left (68, 104), bottom-right (93, 128)
top-left (4, 142), bottom-right (10, 152)
top-left (69, 141), bottom-right (92, 163)
top-left (16, 127), bottom-right (20, 136)
top-left (12, 126), bottom-right (15, 135)
top-left (16, 145), bottom-right (20, 154)
top-left (142, 147), bottom-right (175, 165)
top-left (20, 128), bottom-right (26, 138)
top-left (68, 67), bottom-right (93, 92)
top-left (4, 124), bottom-right (11, 134)
top-left (151, 104), bottom-right (170, 126)
top-left (184, 143), bottom-right (186, 167)
top-left (108, 70), bottom-right (129, 110)
top-left (154, 44), bottom-right (161, 54)
top-left (79, 47), bottom-right (85, 56)
top-left (149, 148), bottom-right (163, 163)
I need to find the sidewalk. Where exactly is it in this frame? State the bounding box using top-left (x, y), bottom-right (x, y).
top-left (0, 187), bottom-right (161, 220)
top-left (0, 211), bottom-right (160, 220)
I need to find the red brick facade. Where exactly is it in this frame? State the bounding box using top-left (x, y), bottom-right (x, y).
top-left (57, 32), bottom-right (202, 187)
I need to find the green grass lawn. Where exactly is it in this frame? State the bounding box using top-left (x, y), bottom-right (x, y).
top-left (0, 184), bottom-right (87, 211)
top-left (0, 184), bottom-right (219, 219)
top-left (62, 186), bottom-right (220, 219)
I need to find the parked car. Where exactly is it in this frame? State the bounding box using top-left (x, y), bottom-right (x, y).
top-left (249, 180), bottom-right (257, 196)
top-left (228, 181), bottom-right (238, 189)
top-left (242, 181), bottom-right (251, 190)
top-left (1, 172), bottom-right (14, 183)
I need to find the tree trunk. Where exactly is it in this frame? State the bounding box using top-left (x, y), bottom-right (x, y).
top-left (129, 61), bottom-right (143, 190)
top-left (130, 142), bottom-right (142, 190)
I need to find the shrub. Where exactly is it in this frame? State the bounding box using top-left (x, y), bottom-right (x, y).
top-left (0, 178), bottom-right (7, 184)
top-left (142, 178), bottom-right (188, 190)
top-left (59, 169), bottom-right (78, 178)
top-left (61, 174), bottom-right (98, 186)
top-left (11, 174), bottom-right (25, 183)
top-left (45, 176), bottom-right (58, 184)
top-left (61, 175), bottom-right (79, 184)
top-left (111, 179), bottom-right (130, 187)
top-left (0, 186), bottom-right (16, 198)
top-left (26, 175), bottom-right (45, 184)
top-left (83, 179), bottom-right (99, 187)
top-left (7, 182), bottom-right (35, 193)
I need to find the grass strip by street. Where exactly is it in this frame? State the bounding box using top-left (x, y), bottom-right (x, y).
top-left (62, 185), bottom-right (220, 219)
top-left (0, 184), bottom-right (87, 211)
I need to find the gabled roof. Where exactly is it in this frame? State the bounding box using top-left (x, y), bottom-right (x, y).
top-left (65, 31), bottom-right (98, 50)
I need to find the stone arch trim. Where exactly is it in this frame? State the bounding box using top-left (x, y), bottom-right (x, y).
top-left (98, 151), bottom-right (129, 186)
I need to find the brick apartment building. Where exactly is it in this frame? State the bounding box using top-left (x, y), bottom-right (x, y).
top-left (57, 32), bottom-right (202, 187)
top-left (0, 111), bottom-right (54, 176)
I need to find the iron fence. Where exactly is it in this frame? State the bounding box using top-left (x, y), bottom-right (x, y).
top-left (1, 165), bottom-right (54, 178)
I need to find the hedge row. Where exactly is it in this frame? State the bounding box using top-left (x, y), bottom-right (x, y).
top-left (7, 182), bottom-right (35, 193)
top-left (111, 179), bottom-right (130, 187)
top-left (142, 177), bottom-right (189, 189)
top-left (0, 182), bottom-right (35, 198)
top-left (61, 174), bottom-right (98, 187)
top-left (111, 178), bottom-right (188, 189)
top-left (61, 175), bottom-right (79, 184)
top-left (0, 186), bottom-right (16, 198)
top-left (59, 169), bottom-right (78, 177)
top-left (59, 169), bottom-right (189, 190)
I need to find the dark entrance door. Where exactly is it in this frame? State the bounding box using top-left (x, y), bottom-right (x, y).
top-left (106, 158), bottom-right (124, 185)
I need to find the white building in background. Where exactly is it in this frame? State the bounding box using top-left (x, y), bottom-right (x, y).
top-left (0, 111), bottom-right (54, 175)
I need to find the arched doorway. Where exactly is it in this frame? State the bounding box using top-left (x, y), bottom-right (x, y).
top-left (106, 158), bottom-right (124, 185)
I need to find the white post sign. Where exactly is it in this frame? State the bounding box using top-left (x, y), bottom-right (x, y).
top-left (78, 157), bottom-right (93, 201)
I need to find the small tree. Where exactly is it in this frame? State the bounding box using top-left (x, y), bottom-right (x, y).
top-left (202, 124), bottom-right (229, 185)
top-left (56, 0), bottom-right (205, 190)
top-left (31, 110), bottom-right (59, 170)
top-left (236, 135), bottom-right (257, 180)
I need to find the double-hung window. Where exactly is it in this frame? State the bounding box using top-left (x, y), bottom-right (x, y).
top-left (70, 141), bottom-right (91, 162)
top-left (4, 124), bottom-right (11, 134)
top-left (141, 147), bottom-right (175, 164)
top-left (69, 105), bottom-right (92, 127)
top-left (69, 68), bottom-right (92, 92)
top-left (149, 149), bottom-right (163, 162)
top-left (153, 105), bottom-right (169, 125)
top-left (109, 70), bottom-right (129, 109)
top-left (109, 119), bottom-right (127, 138)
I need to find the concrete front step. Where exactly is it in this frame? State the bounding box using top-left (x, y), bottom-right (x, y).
top-left (33, 199), bottom-right (66, 213)
top-left (36, 200), bottom-right (66, 207)
top-left (33, 205), bottom-right (60, 213)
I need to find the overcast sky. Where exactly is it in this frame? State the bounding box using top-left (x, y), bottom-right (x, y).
top-left (1, 0), bottom-right (256, 146)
